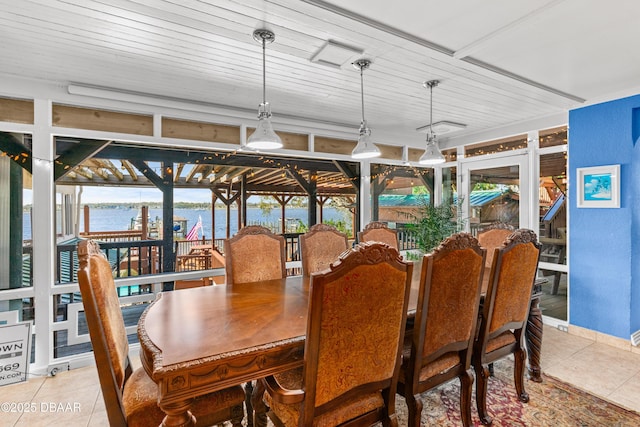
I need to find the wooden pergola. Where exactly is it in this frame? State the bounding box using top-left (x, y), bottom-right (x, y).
top-left (44, 136), bottom-right (359, 272)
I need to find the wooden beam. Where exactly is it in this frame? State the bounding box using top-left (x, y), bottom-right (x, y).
top-left (287, 167), bottom-right (311, 193)
top-left (87, 159), bottom-right (110, 180)
top-left (162, 117), bottom-right (240, 144)
top-left (333, 160), bottom-right (359, 190)
top-left (129, 159), bottom-right (168, 190)
top-left (53, 104), bottom-right (153, 136)
top-left (0, 132), bottom-right (32, 173)
top-left (0, 97), bottom-right (34, 124)
top-left (55, 139), bottom-right (111, 180)
top-left (100, 159), bottom-right (125, 181)
top-left (173, 163), bottom-right (185, 182)
top-left (121, 160), bottom-right (138, 181)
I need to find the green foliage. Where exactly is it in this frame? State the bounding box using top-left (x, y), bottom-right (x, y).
top-left (411, 186), bottom-right (429, 195)
top-left (405, 196), bottom-right (465, 253)
top-left (293, 219), bottom-right (308, 233)
top-left (473, 182), bottom-right (498, 191)
top-left (324, 219), bottom-right (352, 237)
top-left (258, 197), bottom-right (276, 216)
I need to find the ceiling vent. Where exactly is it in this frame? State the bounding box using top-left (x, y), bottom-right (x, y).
top-left (416, 120), bottom-right (467, 135)
top-left (310, 40), bottom-right (364, 69)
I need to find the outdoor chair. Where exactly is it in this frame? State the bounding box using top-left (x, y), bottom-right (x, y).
top-left (76, 239), bottom-right (245, 427)
top-left (472, 229), bottom-right (541, 425)
top-left (261, 242), bottom-right (412, 427)
top-left (397, 233), bottom-right (485, 427)
top-left (224, 225), bottom-right (286, 285)
top-left (299, 223), bottom-right (348, 277)
top-left (358, 221), bottom-right (399, 250)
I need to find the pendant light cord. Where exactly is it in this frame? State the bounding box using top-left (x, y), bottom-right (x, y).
top-left (360, 66), bottom-right (365, 123)
top-left (262, 38), bottom-right (267, 105)
top-left (429, 83), bottom-right (433, 136)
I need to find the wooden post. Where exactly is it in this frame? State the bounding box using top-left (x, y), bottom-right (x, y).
top-left (211, 192), bottom-right (216, 240)
top-left (83, 205), bottom-right (90, 234)
top-left (141, 205), bottom-right (149, 240)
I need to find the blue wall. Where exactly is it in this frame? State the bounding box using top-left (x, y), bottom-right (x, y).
top-left (569, 95), bottom-right (640, 339)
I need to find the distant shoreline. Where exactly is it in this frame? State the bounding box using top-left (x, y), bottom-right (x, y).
top-left (24, 201), bottom-right (292, 211)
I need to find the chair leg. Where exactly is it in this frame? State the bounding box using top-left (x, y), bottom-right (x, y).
top-left (459, 370), bottom-right (474, 427)
top-left (405, 393), bottom-right (423, 427)
top-left (230, 403), bottom-right (244, 427)
top-left (514, 348), bottom-right (530, 403)
top-left (474, 363), bottom-right (493, 425)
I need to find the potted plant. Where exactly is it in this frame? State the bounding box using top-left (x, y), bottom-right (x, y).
top-left (404, 196), bottom-right (465, 257)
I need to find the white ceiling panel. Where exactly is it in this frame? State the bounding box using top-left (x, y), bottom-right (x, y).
top-left (0, 0), bottom-right (639, 148)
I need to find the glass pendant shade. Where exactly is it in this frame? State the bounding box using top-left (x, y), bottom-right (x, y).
top-left (418, 133), bottom-right (445, 165)
top-left (247, 102), bottom-right (283, 149)
top-left (351, 58), bottom-right (381, 159)
top-left (419, 79), bottom-right (445, 165)
top-left (351, 120), bottom-right (381, 159)
top-left (248, 29), bottom-right (282, 150)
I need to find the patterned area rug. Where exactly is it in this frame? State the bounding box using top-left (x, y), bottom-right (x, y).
top-left (395, 358), bottom-right (640, 426)
top-left (248, 358), bottom-right (640, 426)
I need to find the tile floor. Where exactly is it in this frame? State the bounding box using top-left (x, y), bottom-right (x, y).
top-left (2, 325), bottom-right (640, 426)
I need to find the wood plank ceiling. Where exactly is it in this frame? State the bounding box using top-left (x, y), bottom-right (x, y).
top-left (1, 1), bottom-right (639, 148)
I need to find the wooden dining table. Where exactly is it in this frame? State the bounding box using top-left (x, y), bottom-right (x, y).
top-left (138, 271), bottom-right (544, 427)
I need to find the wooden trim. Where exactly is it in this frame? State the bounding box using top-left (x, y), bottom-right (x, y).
top-left (408, 147), bottom-right (423, 162)
top-left (314, 136), bottom-right (356, 155)
top-left (52, 104), bottom-right (153, 135)
top-left (0, 97), bottom-right (34, 124)
top-left (246, 128), bottom-right (308, 151)
top-left (378, 144), bottom-right (403, 160)
top-left (163, 117), bottom-right (240, 144)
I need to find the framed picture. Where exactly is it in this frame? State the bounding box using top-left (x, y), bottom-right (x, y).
top-left (576, 164), bottom-right (620, 208)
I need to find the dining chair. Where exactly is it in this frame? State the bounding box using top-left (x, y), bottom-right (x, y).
top-left (358, 221), bottom-right (399, 250)
top-left (472, 229), bottom-right (541, 425)
top-left (397, 232), bottom-right (485, 427)
top-left (224, 225), bottom-right (286, 285)
top-left (261, 242), bottom-right (413, 427)
top-left (477, 222), bottom-right (515, 294)
top-left (299, 223), bottom-right (348, 277)
top-left (77, 239), bottom-right (245, 427)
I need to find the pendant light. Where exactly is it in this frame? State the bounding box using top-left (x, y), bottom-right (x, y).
top-left (247, 29), bottom-right (283, 150)
top-left (351, 59), bottom-right (381, 159)
top-left (418, 80), bottom-right (446, 165)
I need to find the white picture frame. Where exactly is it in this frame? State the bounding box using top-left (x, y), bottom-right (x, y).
top-left (576, 164), bottom-right (620, 208)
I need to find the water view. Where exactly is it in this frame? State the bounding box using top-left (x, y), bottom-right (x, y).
top-left (23, 206), bottom-right (350, 240)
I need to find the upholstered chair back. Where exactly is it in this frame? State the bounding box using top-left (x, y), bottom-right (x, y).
top-left (358, 221), bottom-right (399, 250)
top-left (78, 240), bottom-right (245, 427)
top-left (477, 223), bottom-right (515, 293)
top-left (262, 242), bottom-right (412, 426)
top-left (77, 239), bottom-right (131, 426)
top-left (224, 225), bottom-right (286, 285)
top-left (473, 229), bottom-right (541, 425)
top-left (485, 230), bottom-right (541, 336)
top-left (418, 233), bottom-right (485, 361)
top-left (299, 223), bottom-right (348, 276)
top-left (397, 232), bottom-right (484, 427)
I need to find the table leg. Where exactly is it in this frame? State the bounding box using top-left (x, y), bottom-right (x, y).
top-left (251, 380), bottom-right (269, 427)
top-left (160, 399), bottom-right (196, 427)
top-left (245, 381), bottom-right (254, 427)
top-left (525, 295), bottom-right (543, 383)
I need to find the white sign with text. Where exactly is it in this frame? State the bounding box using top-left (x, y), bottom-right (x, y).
top-left (0, 322), bottom-right (31, 386)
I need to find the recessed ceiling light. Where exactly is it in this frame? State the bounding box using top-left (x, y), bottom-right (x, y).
top-left (310, 40), bottom-right (364, 69)
top-left (416, 120), bottom-right (467, 135)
